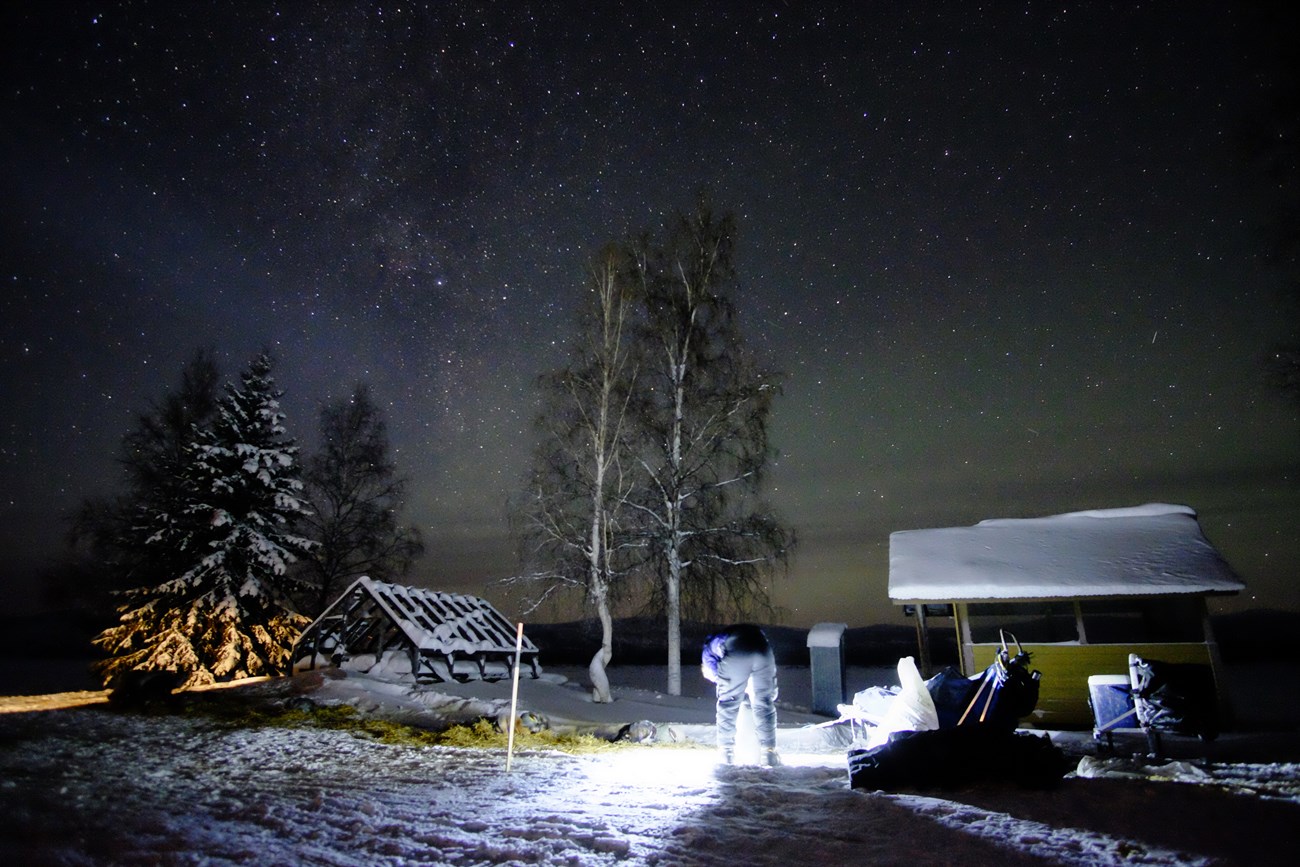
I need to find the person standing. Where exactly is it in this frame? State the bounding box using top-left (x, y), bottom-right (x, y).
top-left (701, 624), bottom-right (780, 766)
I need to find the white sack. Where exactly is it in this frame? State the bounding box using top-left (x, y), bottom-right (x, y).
top-left (867, 656), bottom-right (940, 748)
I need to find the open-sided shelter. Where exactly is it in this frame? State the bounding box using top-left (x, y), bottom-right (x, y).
top-left (293, 577), bottom-right (540, 682)
top-left (888, 504), bottom-right (1244, 728)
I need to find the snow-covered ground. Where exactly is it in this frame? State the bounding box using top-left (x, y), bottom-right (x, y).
top-left (2, 662), bottom-right (1300, 865)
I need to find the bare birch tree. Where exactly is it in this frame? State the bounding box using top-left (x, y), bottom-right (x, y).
top-left (513, 244), bottom-right (640, 702)
top-left (631, 197), bottom-right (793, 696)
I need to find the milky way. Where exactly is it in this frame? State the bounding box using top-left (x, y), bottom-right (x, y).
top-left (3, 2), bottom-right (1297, 624)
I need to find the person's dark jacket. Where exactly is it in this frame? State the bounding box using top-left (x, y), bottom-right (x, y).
top-left (701, 624), bottom-right (771, 683)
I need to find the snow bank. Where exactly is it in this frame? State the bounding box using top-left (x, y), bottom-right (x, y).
top-left (4, 671), bottom-right (1300, 866)
top-left (4, 629), bottom-right (1300, 866)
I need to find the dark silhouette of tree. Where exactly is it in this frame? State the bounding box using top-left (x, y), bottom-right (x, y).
top-left (296, 384), bottom-right (424, 617)
top-left (65, 348), bottom-right (223, 615)
top-left (1239, 4), bottom-right (1300, 409)
top-left (93, 353), bottom-right (314, 687)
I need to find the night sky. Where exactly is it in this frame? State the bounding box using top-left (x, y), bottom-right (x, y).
top-left (3, 2), bottom-right (1297, 627)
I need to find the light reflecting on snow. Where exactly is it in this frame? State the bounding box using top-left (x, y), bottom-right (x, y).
top-left (2, 683), bottom-right (1296, 865)
top-left (0, 690), bottom-right (107, 713)
top-left (580, 745), bottom-right (844, 796)
top-left (581, 746), bottom-right (720, 791)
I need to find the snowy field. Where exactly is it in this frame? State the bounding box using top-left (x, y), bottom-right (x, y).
top-left (3, 661), bottom-right (1300, 866)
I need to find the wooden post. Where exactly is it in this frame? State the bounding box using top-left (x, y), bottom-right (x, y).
top-left (914, 604), bottom-right (932, 678)
top-left (1201, 597), bottom-right (1233, 727)
top-left (956, 603), bottom-right (975, 676)
top-left (506, 621), bottom-right (524, 772)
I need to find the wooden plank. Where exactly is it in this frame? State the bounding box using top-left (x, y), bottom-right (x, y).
top-left (293, 578), bottom-right (541, 680)
top-left (914, 604), bottom-right (931, 677)
top-left (956, 604), bottom-right (975, 674)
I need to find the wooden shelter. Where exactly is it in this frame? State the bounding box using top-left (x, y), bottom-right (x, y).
top-left (888, 504), bottom-right (1244, 728)
top-left (293, 577), bottom-right (540, 682)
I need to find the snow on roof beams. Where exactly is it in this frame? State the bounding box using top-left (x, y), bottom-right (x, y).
top-left (888, 503), bottom-right (1245, 603)
top-left (305, 576), bottom-right (539, 658)
top-left (358, 577), bottom-right (538, 655)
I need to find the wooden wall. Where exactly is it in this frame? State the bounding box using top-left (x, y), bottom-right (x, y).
top-left (968, 641), bottom-right (1216, 729)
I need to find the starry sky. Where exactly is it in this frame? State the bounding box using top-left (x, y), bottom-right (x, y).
top-left (3, 1), bottom-right (1297, 627)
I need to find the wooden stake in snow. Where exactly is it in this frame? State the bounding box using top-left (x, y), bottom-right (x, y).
top-left (506, 621), bottom-right (524, 772)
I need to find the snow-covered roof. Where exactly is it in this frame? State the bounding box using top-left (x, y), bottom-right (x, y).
top-left (296, 577), bottom-right (539, 676)
top-left (348, 577), bottom-right (537, 656)
top-left (888, 503), bottom-right (1245, 603)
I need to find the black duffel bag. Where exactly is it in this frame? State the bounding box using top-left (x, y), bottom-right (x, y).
top-left (847, 726), bottom-right (1068, 791)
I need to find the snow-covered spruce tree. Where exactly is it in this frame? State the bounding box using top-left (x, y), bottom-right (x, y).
top-left (93, 353), bottom-right (315, 688)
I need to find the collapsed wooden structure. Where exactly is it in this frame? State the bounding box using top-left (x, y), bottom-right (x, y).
top-left (888, 504), bottom-right (1244, 728)
top-left (293, 577), bottom-right (540, 682)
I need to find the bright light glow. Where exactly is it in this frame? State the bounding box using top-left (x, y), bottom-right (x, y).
top-left (0, 676), bottom-right (267, 714)
top-left (581, 743), bottom-right (845, 797)
top-left (0, 691), bottom-right (108, 714)
top-left (582, 747), bottom-right (720, 789)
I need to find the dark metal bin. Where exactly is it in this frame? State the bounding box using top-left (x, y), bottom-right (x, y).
top-left (807, 622), bottom-right (848, 716)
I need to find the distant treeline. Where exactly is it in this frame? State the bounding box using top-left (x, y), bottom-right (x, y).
top-left (525, 618), bottom-right (954, 668)
top-left (1, 609), bottom-right (1295, 667)
top-left (526, 610), bottom-right (1300, 668)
